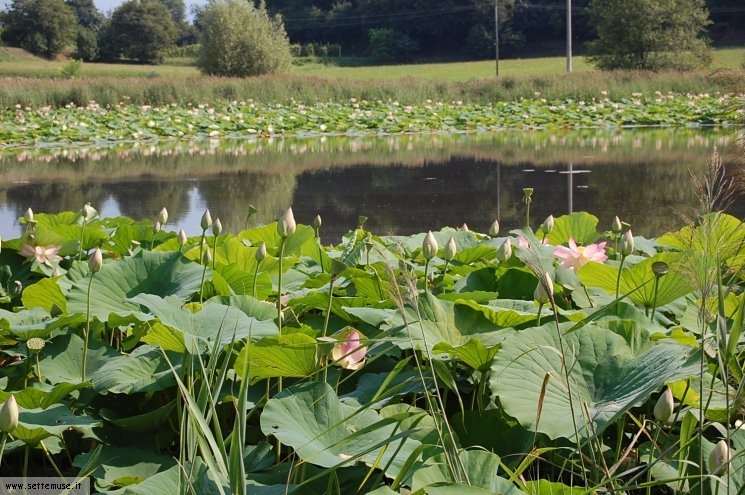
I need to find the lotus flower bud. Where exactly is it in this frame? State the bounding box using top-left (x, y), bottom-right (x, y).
top-left (444, 237), bottom-right (457, 260)
top-left (212, 218), bottom-right (222, 236)
top-left (461, 223), bottom-right (469, 232)
top-left (200, 209), bottom-right (213, 231)
top-left (89, 248), bottom-right (103, 273)
top-left (11, 280), bottom-right (21, 297)
top-left (653, 387), bottom-right (674, 423)
top-left (313, 214), bottom-right (322, 231)
top-left (622, 230), bottom-right (635, 256)
top-left (497, 239), bottom-right (512, 262)
top-left (488, 219), bottom-right (500, 237)
top-left (157, 207), bottom-right (168, 225)
top-left (331, 329), bottom-right (367, 371)
top-left (278, 208), bottom-right (296, 238)
top-left (154, 220), bottom-right (161, 233)
top-left (0, 395), bottom-right (19, 433)
top-left (422, 231), bottom-right (438, 260)
top-left (202, 248), bottom-right (212, 265)
top-left (542, 215), bottom-right (555, 234)
top-left (24, 208), bottom-right (34, 223)
top-left (82, 203), bottom-right (97, 221)
top-left (256, 242), bottom-right (267, 262)
top-left (178, 229), bottom-right (188, 247)
top-left (534, 272), bottom-right (553, 304)
top-left (612, 216), bottom-right (623, 233)
top-left (709, 440), bottom-right (731, 474)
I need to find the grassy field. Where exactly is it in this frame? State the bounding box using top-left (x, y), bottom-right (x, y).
top-left (0, 46), bottom-right (743, 81)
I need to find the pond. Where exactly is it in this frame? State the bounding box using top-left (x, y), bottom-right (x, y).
top-left (1, 128), bottom-right (741, 240)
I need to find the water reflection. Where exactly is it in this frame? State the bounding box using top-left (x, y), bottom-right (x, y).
top-left (2, 129), bottom-right (742, 240)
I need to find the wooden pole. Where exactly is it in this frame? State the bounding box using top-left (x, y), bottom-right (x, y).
top-left (566, 0), bottom-right (573, 73)
top-left (495, 0), bottom-right (500, 77)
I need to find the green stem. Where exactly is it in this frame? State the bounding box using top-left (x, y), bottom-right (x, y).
top-left (0, 432), bottom-right (6, 469)
top-left (525, 200), bottom-right (532, 228)
top-left (35, 354), bottom-right (41, 382)
top-left (537, 302), bottom-right (544, 326)
top-left (442, 260), bottom-right (450, 290)
top-left (615, 255), bottom-right (626, 301)
top-left (198, 230), bottom-right (206, 264)
top-left (424, 259), bottom-right (431, 293)
top-left (211, 234), bottom-right (218, 271)
top-left (322, 276), bottom-right (335, 384)
top-left (79, 220), bottom-right (86, 261)
top-left (22, 444), bottom-right (29, 488)
top-left (276, 238), bottom-right (287, 395)
top-left (198, 262), bottom-right (208, 304)
top-left (252, 260), bottom-right (261, 298)
top-left (82, 273), bottom-right (94, 382)
top-left (650, 276), bottom-right (661, 321)
top-left (316, 229), bottom-right (325, 273)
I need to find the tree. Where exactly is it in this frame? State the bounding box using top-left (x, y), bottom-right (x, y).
top-left (100, 0), bottom-right (177, 64)
top-left (588, 0), bottom-right (712, 70)
top-left (197, 0), bottom-right (292, 77)
top-left (65, 0), bottom-right (103, 60)
top-left (1, 0), bottom-right (77, 58)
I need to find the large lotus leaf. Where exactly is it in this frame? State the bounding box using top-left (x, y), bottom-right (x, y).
top-left (658, 213), bottom-right (745, 259)
top-left (260, 381), bottom-right (420, 478)
top-left (101, 460), bottom-right (226, 495)
top-left (90, 345), bottom-right (180, 394)
top-left (451, 410), bottom-right (533, 466)
top-left (579, 252), bottom-right (691, 308)
top-left (539, 212), bottom-right (599, 245)
top-left (206, 295), bottom-right (277, 321)
top-left (67, 251), bottom-right (206, 323)
top-left (523, 480), bottom-right (586, 495)
top-left (235, 332), bottom-right (318, 380)
top-left (412, 450), bottom-right (522, 495)
top-left (489, 322), bottom-right (698, 440)
top-left (432, 339), bottom-right (499, 371)
top-left (383, 228), bottom-right (481, 257)
top-left (239, 223), bottom-right (319, 260)
top-left (0, 382), bottom-right (88, 409)
top-left (133, 294), bottom-right (276, 352)
top-left (0, 307), bottom-right (84, 340)
top-left (100, 401), bottom-right (176, 432)
top-left (39, 333), bottom-right (119, 385)
top-left (382, 292), bottom-right (501, 352)
top-left (14, 403), bottom-right (100, 445)
top-left (22, 277), bottom-right (67, 313)
top-left (73, 446), bottom-right (177, 490)
top-left (26, 211), bottom-right (108, 256)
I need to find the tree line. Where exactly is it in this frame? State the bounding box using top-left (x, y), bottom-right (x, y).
top-left (0, 0), bottom-right (742, 71)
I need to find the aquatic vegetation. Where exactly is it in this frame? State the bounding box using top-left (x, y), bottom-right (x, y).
top-left (0, 93), bottom-right (741, 149)
top-left (0, 198), bottom-right (743, 493)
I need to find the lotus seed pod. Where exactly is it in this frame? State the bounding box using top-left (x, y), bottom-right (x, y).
top-left (212, 218), bottom-right (223, 236)
top-left (0, 395), bottom-right (19, 433)
top-left (542, 215), bottom-right (555, 234)
top-left (89, 248), bottom-right (103, 273)
top-left (622, 230), bottom-right (635, 256)
top-left (497, 239), bottom-right (512, 262)
top-left (534, 272), bottom-right (553, 304)
top-left (653, 387), bottom-right (674, 423)
top-left (612, 216), bottom-right (623, 233)
top-left (709, 440), bottom-right (731, 474)
top-left (24, 208), bottom-right (34, 223)
top-left (256, 242), bottom-right (267, 262)
top-left (201, 209), bottom-right (213, 231)
top-left (422, 231), bottom-right (438, 260)
top-left (652, 261), bottom-right (669, 277)
top-left (26, 337), bottom-right (45, 353)
top-left (313, 214), bottom-right (322, 230)
top-left (278, 208), bottom-right (297, 238)
top-left (444, 237), bottom-right (457, 260)
top-left (202, 248), bottom-right (212, 265)
top-left (178, 229), bottom-right (188, 247)
top-left (488, 219), bottom-right (500, 237)
top-left (157, 207), bottom-right (168, 225)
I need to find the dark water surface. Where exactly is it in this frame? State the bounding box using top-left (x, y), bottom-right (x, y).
top-left (2, 129), bottom-right (742, 240)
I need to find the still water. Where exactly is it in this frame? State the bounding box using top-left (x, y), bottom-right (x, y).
top-left (1, 129), bottom-right (742, 240)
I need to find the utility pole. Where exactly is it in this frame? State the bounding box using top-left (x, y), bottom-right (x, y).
top-left (566, 0), bottom-right (573, 73)
top-left (494, 0), bottom-right (499, 77)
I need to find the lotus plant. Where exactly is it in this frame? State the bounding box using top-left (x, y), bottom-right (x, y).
top-left (0, 395), bottom-right (18, 467)
top-left (553, 238), bottom-right (608, 271)
top-left (497, 239), bottom-right (512, 262)
top-left (422, 231), bottom-right (438, 291)
top-left (199, 209), bottom-right (212, 262)
top-left (211, 217), bottom-right (222, 269)
top-left (616, 229), bottom-right (635, 299)
top-left (488, 219), bottom-right (499, 237)
top-left (331, 329), bottom-right (367, 371)
top-left (653, 387), bottom-right (674, 423)
top-left (83, 247), bottom-right (102, 381)
top-left (19, 244), bottom-right (61, 267)
top-left (313, 214), bottom-right (324, 272)
top-left (253, 242), bottom-right (267, 298)
top-left (79, 202), bottom-right (98, 260)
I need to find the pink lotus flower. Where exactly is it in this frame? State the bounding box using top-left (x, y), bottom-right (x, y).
top-left (553, 238), bottom-right (607, 270)
top-left (19, 244), bottom-right (62, 266)
top-left (517, 235), bottom-right (548, 250)
top-left (331, 328), bottom-right (367, 371)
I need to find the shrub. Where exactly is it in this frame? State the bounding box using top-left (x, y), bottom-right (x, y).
top-left (75, 28), bottom-right (98, 61)
top-left (100, 0), bottom-right (177, 64)
top-left (197, 0), bottom-right (292, 77)
top-left (59, 59), bottom-right (82, 79)
top-left (367, 28), bottom-right (419, 63)
top-left (588, 0), bottom-right (712, 71)
top-left (0, 0), bottom-right (77, 58)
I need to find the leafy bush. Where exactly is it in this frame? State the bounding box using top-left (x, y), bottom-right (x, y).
top-left (59, 59), bottom-right (82, 79)
top-left (367, 28), bottom-right (419, 62)
top-left (588, 0), bottom-right (712, 71)
top-left (197, 0), bottom-right (292, 77)
top-left (74, 28), bottom-right (98, 61)
top-left (0, 0), bottom-right (77, 58)
top-left (99, 0), bottom-right (177, 64)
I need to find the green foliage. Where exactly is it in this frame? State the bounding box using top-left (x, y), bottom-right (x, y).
top-left (0, 0), bottom-right (78, 58)
top-left (74, 29), bottom-right (98, 61)
top-left (59, 59), bottom-right (82, 79)
top-left (100, 0), bottom-right (177, 64)
top-left (588, 0), bottom-right (712, 70)
top-left (367, 28), bottom-right (419, 62)
top-left (197, 0), bottom-right (292, 77)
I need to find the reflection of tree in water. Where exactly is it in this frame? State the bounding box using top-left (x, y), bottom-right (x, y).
top-left (106, 181), bottom-right (192, 225)
top-left (4, 182), bottom-right (110, 219)
top-left (197, 172), bottom-right (297, 231)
